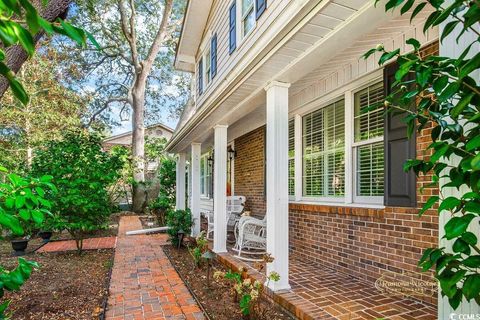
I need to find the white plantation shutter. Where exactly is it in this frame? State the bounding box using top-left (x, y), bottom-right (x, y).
top-left (354, 82), bottom-right (385, 198)
top-left (303, 99), bottom-right (345, 197)
top-left (288, 119), bottom-right (295, 196)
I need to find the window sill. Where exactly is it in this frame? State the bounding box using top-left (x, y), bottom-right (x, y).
top-left (289, 200), bottom-right (385, 218)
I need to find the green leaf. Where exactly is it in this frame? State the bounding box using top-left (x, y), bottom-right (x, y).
top-left (431, 144), bottom-right (449, 163)
top-left (419, 196), bottom-right (439, 216)
top-left (400, 0), bottom-right (414, 14)
top-left (451, 92), bottom-right (474, 119)
top-left (11, 22), bottom-right (35, 56)
top-left (379, 49), bottom-right (400, 65)
top-left (441, 20), bottom-right (459, 43)
top-left (410, 2), bottom-right (427, 22)
top-left (438, 82), bottom-right (460, 102)
top-left (31, 210), bottom-right (44, 224)
top-left (438, 197), bottom-right (461, 212)
top-left (463, 256), bottom-right (480, 268)
top-left (471, 153), bottom-right (480, 170)
top-left (59, 20), bottom-right (85, 46)
top-left (15, 196), bottom-right (25, 209)
top-left (463, 275), bottom-right (480, 301)
top-left (466, 135), bottom-right (480, 152)
top-left (86, 31), bottom-right (100, 50)
top-left (460, 52), bottom-right (480, 79)
top-left (18, 209), bottom-right (30, 221)
top-left (0, 214), bottom-right (23, 235)
top-left (444, 214), bottom-right (475, 240)
top-left (406, 38), bottom-right (420, 50)
top-left (8, 77), bottom-right (29, 105)
top-left (452, 238), bottom-right (470, 254)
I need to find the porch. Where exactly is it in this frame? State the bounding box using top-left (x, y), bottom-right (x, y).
top-left (212, 243), bottom-right (436, 320)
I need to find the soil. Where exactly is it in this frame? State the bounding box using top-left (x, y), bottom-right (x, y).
top-left (0, 218), bottom-right (119, 319)
top-left (163, 245), bottom-right (293, 320)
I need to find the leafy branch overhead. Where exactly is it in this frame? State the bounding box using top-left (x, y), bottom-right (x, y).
top-left (0, 0), bottom-right (97, 104)
top-left (366, 0), bottom-right (480, 310)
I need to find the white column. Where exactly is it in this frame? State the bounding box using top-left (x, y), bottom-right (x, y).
top-left (265, 81), bottom-right (291, 291)
top-left (191, 143), bottom-right (201, 236)
top-left (344, 91), bottom-right (354, 204)
top-left (175, 153), bottom-right (186, 210)
top-left (213, 125), bottom-right (228, 253)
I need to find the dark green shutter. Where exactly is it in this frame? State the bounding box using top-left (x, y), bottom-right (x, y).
top-left (211, 34), bottom-right (217, 78)
top-left (384, 62), bottom-right (416, 207)
top-left (229, 2), bottom-right (236, 54)
top-left (256, 0), bottom-right (266, 20)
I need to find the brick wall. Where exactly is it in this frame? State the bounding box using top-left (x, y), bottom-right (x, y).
top-left (232, 42), bottom-right (439, 304)
top-left (234, 126), bottom-right (266, 216)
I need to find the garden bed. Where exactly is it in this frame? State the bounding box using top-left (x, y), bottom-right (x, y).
top-left (163, 245), bottom-right (293, 320)
top-left (1, 249), bottom-right (114, 319)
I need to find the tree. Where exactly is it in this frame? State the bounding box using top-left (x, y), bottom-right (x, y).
top-left (365, 0), bottom-right (480, 309)
top-left (0, 0), bottom-right (95, 103)
top-left (0, 53), bottom-right (87, 172)
top-left (31, 130), bottom-right (124, 253)
top-left (53, 0), bottom-right (189, 213)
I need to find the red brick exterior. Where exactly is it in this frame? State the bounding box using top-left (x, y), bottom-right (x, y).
top-left (233, 42), bottom-right (440, 305)
top-left (234, 126), bottom-right (266, 216)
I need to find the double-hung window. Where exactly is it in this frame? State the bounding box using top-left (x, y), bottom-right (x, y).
top-left (353, 82), bottom-right (385, 202)
top-left (200, 154), bottom-right (213, 198)
top-left (303, 99), bottom-right (345, 198)
top-left (204, 48), bottom-right (212, 87)
top-left (288, 119), bottom-right (295, 196)
top-left (241, 0), bottom-right (255, 37)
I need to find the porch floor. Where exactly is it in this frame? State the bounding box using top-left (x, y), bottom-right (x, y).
top-left (215, 247), bottom-right (437, 320)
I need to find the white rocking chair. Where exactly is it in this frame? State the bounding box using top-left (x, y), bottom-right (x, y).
top-left (233, 214), bottom-right (267, 261)
top-left (205, 196), bottom-right (246, 240)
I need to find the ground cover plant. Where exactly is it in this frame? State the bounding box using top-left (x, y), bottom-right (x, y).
top-left (31, 130), bottom-right (124, 253)
top-left (366, 0), bottom-right (480, 309)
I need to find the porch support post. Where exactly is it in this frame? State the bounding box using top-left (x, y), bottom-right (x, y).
top-left (213, 125), bottom-right (228, 253)
top-left (265, 81), bottom-right (291, 291)
top-left (175, 153), bottom-right (186, 210)
top-left (191, 143), bottom-right (201, 236)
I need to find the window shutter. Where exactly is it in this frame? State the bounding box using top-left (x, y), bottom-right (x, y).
top-left (211, 34), bottom-right (217, 78)
top-left (384, 62), bottom-right (416, 207)
top-left (198, 58), bottom-right (203, 95)
top-left (256, 0), bottom-right (266, 20)
top-left (229, 2), bottom-right (236, 54)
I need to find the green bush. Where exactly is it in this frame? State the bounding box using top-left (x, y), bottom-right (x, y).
top-left (148, 157), bottom-right (176, 225)
top-left (166, 208), bottom-right (192, 247)
top-left (31, 130), bottom-right (124, 252)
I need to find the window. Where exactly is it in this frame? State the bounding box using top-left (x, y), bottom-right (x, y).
top-left (288, 119), bottom-right (295, 196)
top-left (353, 82), bottom-right (385, 198)
top-left (197, 58), bottom-right (203, 95)
top-left (303, 99), bottom-right (345, 198)
top-left (241, 0), bottom-right (255, 37)
top-left (200, 153), bottom-right (213, 198)
top-left (204, 48), bottom-right (211, 86)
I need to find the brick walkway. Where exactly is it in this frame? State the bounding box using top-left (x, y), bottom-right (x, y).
top-left (37, 236), bottom-right (116, 253)
top-left (106, 216), bottom-right (204, 320)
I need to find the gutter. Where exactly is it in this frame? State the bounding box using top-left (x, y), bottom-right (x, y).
top-left (166, 0), bottom-right (323, 153)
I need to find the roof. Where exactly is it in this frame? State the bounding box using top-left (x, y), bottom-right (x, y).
top-left (104, 123), bottom-right (174, 143)
top-left (174, 0), bottom-right (213, 72)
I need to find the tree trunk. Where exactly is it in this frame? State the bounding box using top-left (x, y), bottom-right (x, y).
top-left (0, 0), bottom-right (71, 97)
top-left (131, 81), bottom-right (147, 213)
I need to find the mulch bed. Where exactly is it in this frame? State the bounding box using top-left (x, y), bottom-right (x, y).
top-left (0, 228), bottom-right (116, 319)
top-left (163, 245), bottom-right (293, 320)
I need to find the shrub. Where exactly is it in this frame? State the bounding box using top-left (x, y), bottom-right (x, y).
top-left (31, 130), bottom-right (123, 253)
top-left (148, 157), bottom-right (176, 225)
top-left (166, 208), bottom-right (192, 246)
top-left (188, 231), bottom-right (208, 268)
top-left (0, 167), bottom-right (56, 317)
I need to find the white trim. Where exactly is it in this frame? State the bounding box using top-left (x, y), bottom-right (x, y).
top-left (344, 90), bottom-right (354, 204)
top-left (289, 200), bottom-right (385, 210)
top-left (294, 114), bottom-right (302, 201)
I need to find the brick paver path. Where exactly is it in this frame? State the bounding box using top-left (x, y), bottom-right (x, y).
top-left (106, 216), bottom-right (204, 320)
top-left (37, 236), bottom-right (116, 253)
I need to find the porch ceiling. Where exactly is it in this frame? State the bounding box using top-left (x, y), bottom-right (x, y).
top-left (169, 0), bottom-right (434, 154)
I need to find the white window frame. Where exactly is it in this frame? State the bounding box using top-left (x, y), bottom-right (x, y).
top-left (240, 0), bottom-right (255, 39)
top-left (291, 70), bottom-right (385, 208)
top-left (234, 0), bottom-right (256, 48)
top-left (351, 81), bottom-right (385, 205)
top-left (198, 31), bottom-right (212, 94)
top-left (200, 153), bottom-right (213, 199)
top-left (299, 97), bottom-right (346, 204)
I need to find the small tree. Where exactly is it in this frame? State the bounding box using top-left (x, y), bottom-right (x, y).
top-left (365, 0), bottom-right (480, 309)
top-left (166, 208), bottom-right (192, 247)
top-left (31, 130), bottom-right (123, 253)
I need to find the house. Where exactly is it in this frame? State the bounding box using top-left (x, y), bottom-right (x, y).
top-left (166, 1), bottom-right (479, 319)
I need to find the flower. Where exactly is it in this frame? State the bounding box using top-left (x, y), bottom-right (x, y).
top-left (238, 267), bottom-right (246, 273)
top-left (213, 271), bottom-right (225, 281)
top-left (253, 280), bottom-right (262, 289)
top-left (234, 283), bottom-right (243, 295)
top-left (268, 271), bottom-right (280, 282)
top-left (243, 278), bottom-right (252, 286)
top-left (376, 44), bottom-right (384, 51)
top-left (250, 289), bottom-right (259, 300)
